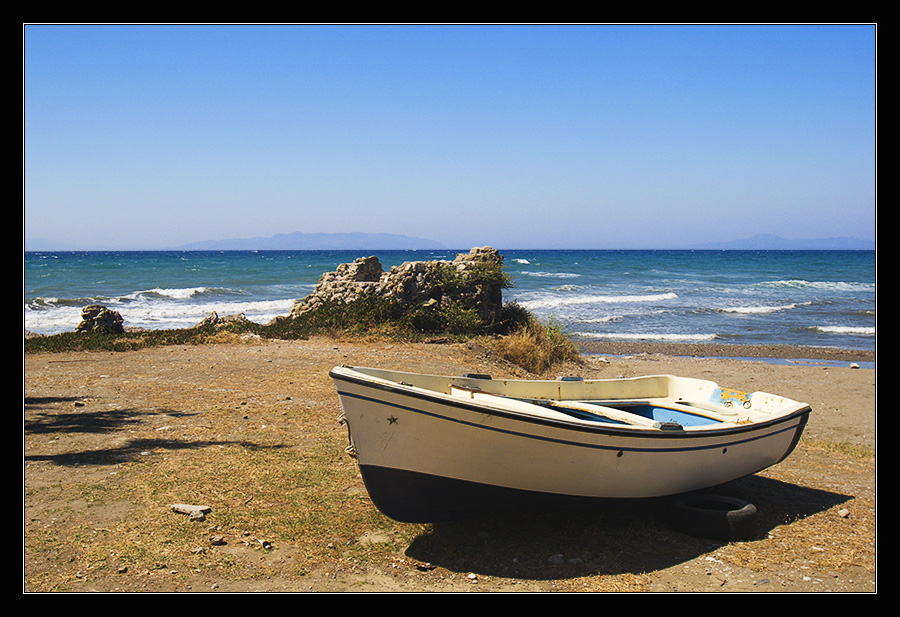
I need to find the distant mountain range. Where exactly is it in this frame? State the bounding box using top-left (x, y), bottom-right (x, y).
top-left (23, 231), bottom-right (448, 252)
top-left (171, 231), bottom-right (447, 251)
top-left (24, 232), bottom-right (875, 252)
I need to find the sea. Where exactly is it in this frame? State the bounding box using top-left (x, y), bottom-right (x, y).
top-left (24, 249), bottom-right (876, 355)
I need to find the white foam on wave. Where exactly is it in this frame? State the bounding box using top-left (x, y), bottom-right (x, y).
top-left (132, 286), bottom-right (222, 300)
top-left (577, 316), bottom-right (622, 324)
top-left (121, 297), bottom-right (295, 330)
top-left (760, 279), bottom-right (874, 292)
top-left (575, 331), bottom-right (718, 342)
top-left (813, 326), bottom-right (875, 336)
top-left (24, 303), bottom-right (85, 334)
top-left (719, 302), bottom-right (810, 315)
top-left (25, 296), bottom-right (297, 335)
top-left (521, 271), bottom-right (580, 279)
top-left (27, 296), bottom-right (61, 307)
top-left (524, 292), bottom-right (677, 310)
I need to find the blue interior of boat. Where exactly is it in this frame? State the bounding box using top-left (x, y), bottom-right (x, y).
top-left (606, 404), bottom-right (721, 427)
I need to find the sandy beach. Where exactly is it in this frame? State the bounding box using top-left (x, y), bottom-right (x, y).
top-left (24, 336), bottom-right (876, 592)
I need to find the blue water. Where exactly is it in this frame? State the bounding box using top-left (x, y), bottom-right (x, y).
top-left (24, 249), bottom-right (876, 352)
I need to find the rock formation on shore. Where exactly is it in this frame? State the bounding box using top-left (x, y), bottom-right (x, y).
top-left (48, 247), bottom-right (509, 337)
top-left (76, 304), bottom-right (125, 334)
top-left (285, 246), bottom-right (507, 331)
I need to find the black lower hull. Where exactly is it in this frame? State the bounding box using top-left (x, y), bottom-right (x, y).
top-left (358, 464), bottom-right (664, 523)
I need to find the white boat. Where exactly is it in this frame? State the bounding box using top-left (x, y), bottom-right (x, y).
top-left (330, 365), bottom-right (811, 522)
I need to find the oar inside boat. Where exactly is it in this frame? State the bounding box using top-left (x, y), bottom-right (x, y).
top-left (450, 385), bottom-right (672, 429)
top-left (548, 399), bottom-right (684, 430)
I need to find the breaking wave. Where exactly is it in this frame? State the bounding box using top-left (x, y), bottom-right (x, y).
top-left (718, 302), bottom-right (811, 315)
top-left (523, 292), bottom-right (677, 310)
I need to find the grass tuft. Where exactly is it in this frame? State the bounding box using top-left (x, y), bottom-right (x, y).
top-left (493, 314), bottom-right (580, 375)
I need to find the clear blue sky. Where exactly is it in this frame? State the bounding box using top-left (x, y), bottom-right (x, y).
top-left (23, 24), bottom-right (876, 250)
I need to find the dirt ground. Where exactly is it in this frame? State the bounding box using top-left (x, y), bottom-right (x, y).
top-left (23, 336), bottom-right (876, 593)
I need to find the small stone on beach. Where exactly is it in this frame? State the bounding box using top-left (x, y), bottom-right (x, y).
top-left (171, 504), bottom-right (212, 521)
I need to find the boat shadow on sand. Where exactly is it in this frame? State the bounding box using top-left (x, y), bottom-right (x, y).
top-left (402, 473), bottom-right (851, 581)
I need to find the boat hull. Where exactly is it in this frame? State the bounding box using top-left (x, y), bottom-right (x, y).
top-left (331, 366), bottom-right (810, 522)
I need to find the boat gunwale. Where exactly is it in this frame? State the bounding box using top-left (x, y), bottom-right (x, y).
top-left (329, 367), bottom-right (811, 441)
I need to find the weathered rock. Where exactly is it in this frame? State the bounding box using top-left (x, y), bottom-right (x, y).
top-left (76, 304), bottom-right (125, 334)
top-left (334, 255), bottom-right (383, 282)
top-left (283, 247), bottom-right (507, 331)
top-left (194, 311), bottom-right (252, 329)
top-left (171, 504), bottom-right (212, 522)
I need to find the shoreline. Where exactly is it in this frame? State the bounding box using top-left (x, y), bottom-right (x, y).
top-left (24, 325), bottom-right (876, 365)
top-left (574, 339), bottom-right (875, 364)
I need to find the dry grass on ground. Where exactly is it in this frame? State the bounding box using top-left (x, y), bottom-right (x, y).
top-left (24, 336), bottom-right (876, 592)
